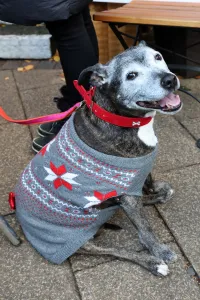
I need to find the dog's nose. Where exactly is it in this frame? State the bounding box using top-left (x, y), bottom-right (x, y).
top-left (161, 74), bottom-right (177, 89)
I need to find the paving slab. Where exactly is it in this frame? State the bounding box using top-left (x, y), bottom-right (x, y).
top-left (154, 115), bottom-right (200, 172)
top-left (19, 84), bottom-right (63, 137)
top-left (20, 60), bottom-right (40, 69)
top-left (74, 243), bottom-right (200, 300)
top-left (155, 164), bottom-right (200, 276)
top-left (54, 62), bottom-right (62, 69)
top-left (0, 216), bottom-right (80, 300)
top-left (176, 79), bottom-right (200, 121)
top-left (35, 60), bottom-right (56, 70)
top-left (0, 70), bottom-right (25, 124)
top-left (0, 123), bottom-right (33, 214)
top-left (1, 60), bottom-right (22, 70)
top-left (70, 207), bottom-right (174, 272)
top-left (0, 60), bottom-right (6, 68)
top-left (13, 69), bottom-right (64, 91)
top-left (181, 118), bottom-right (200, 140)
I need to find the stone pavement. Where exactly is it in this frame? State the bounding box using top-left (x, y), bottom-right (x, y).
top-left (0, 70), bottom-right (200, 300)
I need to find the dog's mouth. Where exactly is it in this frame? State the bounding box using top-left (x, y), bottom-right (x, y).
top-left (137, 93), bottom-right (181, 112)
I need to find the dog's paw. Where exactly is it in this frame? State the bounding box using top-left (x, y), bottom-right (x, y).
top-left (152, 244), bottom-right (177, 264)
top-left (156, 262), bottom-right (170, 276)
top-left (148, 259), bottom-right (170, 276)
top-left (150, 181), bottom-right (174, 204)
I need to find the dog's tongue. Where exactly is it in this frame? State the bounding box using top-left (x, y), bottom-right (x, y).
top-left (159, 93), bottom-right (180, 108)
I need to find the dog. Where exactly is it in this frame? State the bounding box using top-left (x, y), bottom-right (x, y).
top-left (14, 41), bottom-right (182, 276)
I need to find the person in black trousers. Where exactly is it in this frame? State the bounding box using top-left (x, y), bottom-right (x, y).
top-left (0, 0), bottom-right (99, 152)
top-left (34, 7), bottom-right (99, 152)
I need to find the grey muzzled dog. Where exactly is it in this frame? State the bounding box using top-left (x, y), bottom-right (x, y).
top-left (74, 41), bottom-right (182, 276)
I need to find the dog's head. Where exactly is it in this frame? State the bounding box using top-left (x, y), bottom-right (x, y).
top-left (78, 41), bottom-right (182, 115)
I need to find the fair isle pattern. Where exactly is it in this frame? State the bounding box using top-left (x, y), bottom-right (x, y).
top-left (56, 122), bottom-right (137, 190)
top-left (16, 182), bottom-right (97, 228)
top-left (17, 162), bottom-right (98, 227)
top-left (14, 115), bottom-right (157, 264)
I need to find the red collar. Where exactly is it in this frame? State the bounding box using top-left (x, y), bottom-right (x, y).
top-left (74, 80), bottom-right (152, 128)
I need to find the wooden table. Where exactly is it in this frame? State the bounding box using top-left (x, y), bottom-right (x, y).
top-left (94, 0), bottom-right (200, 28)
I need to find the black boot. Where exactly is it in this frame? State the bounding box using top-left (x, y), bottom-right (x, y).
top-left (33, 85), bottom-right (80, 153)
top-left (37, 118), bottom-right (68, 137)
top-left (32, 135), bottom-right (55, 153)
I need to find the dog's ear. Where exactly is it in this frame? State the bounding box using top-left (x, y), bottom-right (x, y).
top-left (138, 40), bottom-right (147, 47)
top-left (78, 63), bottom-right (108, 87)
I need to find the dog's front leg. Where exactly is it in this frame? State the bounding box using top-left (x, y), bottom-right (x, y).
top-left (79, 240), bottom-right (169, 276)
top-left (142, 173), bottom-right (174, 205)
top-left (119, 194), bottom-right (177, 264)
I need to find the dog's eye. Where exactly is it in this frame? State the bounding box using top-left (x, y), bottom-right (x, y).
top-left (126, 72), bottom-right (138, 80)
top-left (155, 54), bottom-right (162, 61)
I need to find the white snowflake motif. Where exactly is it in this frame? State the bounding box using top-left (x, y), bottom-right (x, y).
top-left (44, 162), bottom-right (80, 190)
top-left (84, 190), bottom-right (117, 208)
top-left (84, 196), bottom-right (101, 208)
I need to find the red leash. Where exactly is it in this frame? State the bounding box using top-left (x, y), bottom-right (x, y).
top-left (0, 80), bottom-right (152, 128)
top-left (0, 102), bottom-right (82, 125)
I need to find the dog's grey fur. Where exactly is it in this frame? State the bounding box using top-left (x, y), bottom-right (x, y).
top-left (73, 42), bottom-right (181, 276)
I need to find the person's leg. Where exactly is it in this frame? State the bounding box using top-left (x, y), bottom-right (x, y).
top-left (46, 10), bottom-right (98, 111)
top-left (33, 8), bottom-right (99, 153)
top-left (56, 7), bottom-right (98, 106)
top-left (82, 6), bottom-right (99, 62)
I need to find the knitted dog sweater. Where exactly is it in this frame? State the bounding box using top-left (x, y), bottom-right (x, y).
top-left (15, 114), bottom-right (157, 264)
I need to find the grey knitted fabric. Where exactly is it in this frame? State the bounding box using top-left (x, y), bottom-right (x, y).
top-left (15, 114), bottom-right (157, 264)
